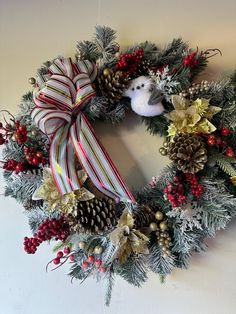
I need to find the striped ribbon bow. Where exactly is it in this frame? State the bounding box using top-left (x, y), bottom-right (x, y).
top-left (31, 57), bottom-right (135, 203)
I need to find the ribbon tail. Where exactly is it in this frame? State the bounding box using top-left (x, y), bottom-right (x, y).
top-left (50, 124), bottom-right (82, 195)
top-left (70, 113), bottom-right (136, 203)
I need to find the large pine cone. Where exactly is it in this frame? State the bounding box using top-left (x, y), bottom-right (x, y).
top-left (97, 69), bottom-right (129, 103)
top-left (168, 133), bottom-right (207, 173)
top-left (67, 197), bottom-right (118, 234)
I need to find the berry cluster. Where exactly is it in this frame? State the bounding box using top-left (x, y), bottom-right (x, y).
top-left (14, 120), bottom-right (28, 144)
top-left (24, 216), bottom-right (70, 254)
top-left (185, 173), bottom-right (204, 198)
top-left (163, 176), bottom-right (187, 208)
top-left (183, 52), bottom-right (200, 68)
top-left (2, 159), bottom-right (26, 174)
top-left (53, 247), bottom-right (75, 265)
top-left (82, 255), bottom-right (107, 273)
top-left (116, 48), bottom-right (144, 76)
top-left (24, 147), bottom-right (47, 166)
top-left (206, 129), bottom-right (235, 157)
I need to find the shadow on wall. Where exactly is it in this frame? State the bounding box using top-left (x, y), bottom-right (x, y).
top-left (93, 111), bottom-right (170, 190)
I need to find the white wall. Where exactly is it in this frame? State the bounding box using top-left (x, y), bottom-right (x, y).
top-left (0, 1), bottom-right (236, 313)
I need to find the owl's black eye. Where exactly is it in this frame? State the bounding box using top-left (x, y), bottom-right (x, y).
top-left (141, 84), bottom-right (144, 87)
top-left (136, 86), bottom-right (140, 89)
top-left (131, 88), bottom-right (135, 91)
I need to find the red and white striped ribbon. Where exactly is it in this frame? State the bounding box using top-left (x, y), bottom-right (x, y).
top-left (31, 57), bottom-right (135, 203)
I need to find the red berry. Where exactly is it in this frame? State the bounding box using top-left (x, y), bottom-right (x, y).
top-left (32, 157), bottom-right (40, 165)
top-left (221, 128), bottom-right (230, 136)
top-left (69, 254), bottom-right (75, 262)
top-left (53, 257), bottom-right (60, 265)
top-left (63, 247), bottom-right (71, 254)
top-left (207, 138), bottom-right (216, 146)
top-left (36, 151), bottom-right (43, 158)
top-left (87, 255), bottom-right (95, 264)
top-left (99, 267), bottom-right (107, 273)
top-left (225, 147), bottom-right (235, 157)
top-left (82, 261), bottom-right (89, 269)
top-left (94, 259), bottom-right (102, 268)
top-left (57, 251), bottom-right (63, 258)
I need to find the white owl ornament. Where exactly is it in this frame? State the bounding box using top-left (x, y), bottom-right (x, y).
top-left (124, 76), bottom-right (164, 117)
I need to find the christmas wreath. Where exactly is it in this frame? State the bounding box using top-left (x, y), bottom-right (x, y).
top-left (1, 26), bottom-right (236, 305)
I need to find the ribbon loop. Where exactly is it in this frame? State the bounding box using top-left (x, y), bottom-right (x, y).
top-left (32, 57), bottom-right (135, 203)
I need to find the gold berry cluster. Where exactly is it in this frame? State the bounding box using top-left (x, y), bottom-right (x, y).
top-left (179, 80), bottom-right (210, 98)
top-left (149, 211), bottom-right (172, 257)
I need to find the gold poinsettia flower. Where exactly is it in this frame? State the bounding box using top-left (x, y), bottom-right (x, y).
top-left (166, 95), bottom-right (221, 138)
top-left (32, 168), bottom-right (94, 214)
top-left (110, 208), bottom-right (149, 263)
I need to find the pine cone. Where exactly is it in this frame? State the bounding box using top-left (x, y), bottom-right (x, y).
top-left (133, 205), bottom-right (155, 229)
top-left (97, 69), bottom-right (129, 103)
top-left (168, 133), bottom-right (207, 173)
top-left (67, 197), bottom-right (118, 234)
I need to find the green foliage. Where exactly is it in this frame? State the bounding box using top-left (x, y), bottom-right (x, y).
top-left (104, 269), bottom-right (115, 306)
top-left (3, 169), bottom-right (42, 203)
top-left (200, 179), bottom-right (236, 235)
top-left (77, 25), bottom-right (117, 66)
top-left (114, 256), bottom-right (147, 287)
top-left (68, 263), bottom-right (85, 281)
top-left (172, 226), bottom-right (206, 254)
top-left (76, 40), bottom-right (99, 62)
top-left (155, 38), bottom-right (187, 67)
top-left (148, 243), bottom-right (175, 275)
top-left (142, 115), bottom-right (169, 136)
top-left (213, 153), bottom-right (236, 177)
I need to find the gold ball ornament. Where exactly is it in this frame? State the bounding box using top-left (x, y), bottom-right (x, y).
top-left (78, 241), bottom-right (86, 250)
top-left (103, 68), bottom-right (111, 77)
top-left (162, 141), bottom-right (169, 148)
top-left (230, 176), bottom-right (236, 186)
top-left (149, 222), bottom-right (158, 231)
top-left (159, 147), bottom-right (167, 156)
top-left (31, 130), bottom-right (38, 136)
top-left (159, 221), bottom-right (168, 231)
top-left (155, 211), bottom-right (164, 221)
top-left (94, 246), bottom-right (103, 255)
top-left (28, 77), bottom-right (36, 85)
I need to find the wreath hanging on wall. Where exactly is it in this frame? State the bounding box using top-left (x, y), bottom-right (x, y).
top-left (1, 26), bottom-right (236, 305)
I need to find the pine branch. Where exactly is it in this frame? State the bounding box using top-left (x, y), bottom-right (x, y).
top-left (199, 179), bottom-right (236, 235)
top-left (3, 169), bottom-right (43, 203)
top-left (76, 40), bottom-right (99, 62)
top-left (142, 115), bottom-right (169, 136)
top-left (104, 269), bottom-right (115, 306)
top-left (175, 252), bottom-right (192, 269)
top-left (213, 153), bottom-right (236, 176)
top-left (114, 256), bottom-right (147, 287)
top-left (172, 226), bottom-right (206, 254)
top-left (94, 25), bottom-right (117, 64)
top-left (148, 243), bottom-right (175, 275)
top-left (68, 263), bottom-right (85, 280)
